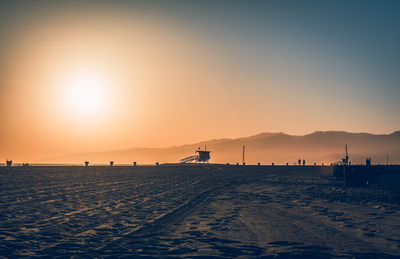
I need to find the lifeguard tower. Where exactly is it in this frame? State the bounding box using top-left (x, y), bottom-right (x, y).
top-left (180, 146), bottom-right (210, 163)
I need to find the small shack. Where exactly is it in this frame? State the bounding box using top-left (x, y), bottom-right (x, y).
top-left (196, 150), bottom-right (210, 162)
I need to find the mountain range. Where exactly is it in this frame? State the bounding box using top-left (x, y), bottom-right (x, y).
top-left (46, 131), bottom-right (400, 165)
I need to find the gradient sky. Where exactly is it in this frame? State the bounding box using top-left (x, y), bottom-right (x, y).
top-left (0, 0), bottom-right (399, 161)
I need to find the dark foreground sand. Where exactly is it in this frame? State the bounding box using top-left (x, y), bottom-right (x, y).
top-left (0, 165), bottom-right (399, 258)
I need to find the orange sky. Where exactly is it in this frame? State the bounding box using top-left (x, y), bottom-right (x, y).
top-left (1, 2), bottom-right (399, 162)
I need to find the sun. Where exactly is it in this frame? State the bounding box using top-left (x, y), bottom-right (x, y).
top-left (67, 76), bottom-right (106, 115)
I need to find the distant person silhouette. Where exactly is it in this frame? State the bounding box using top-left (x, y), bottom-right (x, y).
top-left (366, 158), bottom-right (371, 166)
top-left (6, 160), bottom-right (12, 167)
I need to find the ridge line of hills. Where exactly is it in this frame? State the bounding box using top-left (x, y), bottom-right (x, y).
top-left (46, 131), bottom-right (400, 164)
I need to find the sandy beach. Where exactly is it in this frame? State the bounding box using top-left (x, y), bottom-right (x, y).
top-left (0, 165), bottom-right (399, 258)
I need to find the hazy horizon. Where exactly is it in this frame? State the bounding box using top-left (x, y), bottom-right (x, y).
top-left (3, 130), bottom-right (397, 165)
top-left (1, 1), bottom-right (400, 161)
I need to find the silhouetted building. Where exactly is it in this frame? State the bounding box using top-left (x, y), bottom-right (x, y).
top-left (110, 161), bottom-right (114, 166)
top-left (85, 161), bottom-right (89, 166)
top-left (133, 161), bottom-right (137, 166)
top-left (197, 150), bottom-right (210, 162)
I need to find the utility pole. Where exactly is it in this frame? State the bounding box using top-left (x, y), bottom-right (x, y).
top-left (243, 145), bottom-right (245, 165)
top-left (387, 153), bottom-right (389, 166)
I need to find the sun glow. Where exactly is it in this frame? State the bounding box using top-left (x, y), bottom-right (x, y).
top-left (67, 76), bottom-right (106, 115)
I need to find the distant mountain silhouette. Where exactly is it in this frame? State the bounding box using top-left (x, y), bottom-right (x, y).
top-left (47, 131), bottom-right (400, 165)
